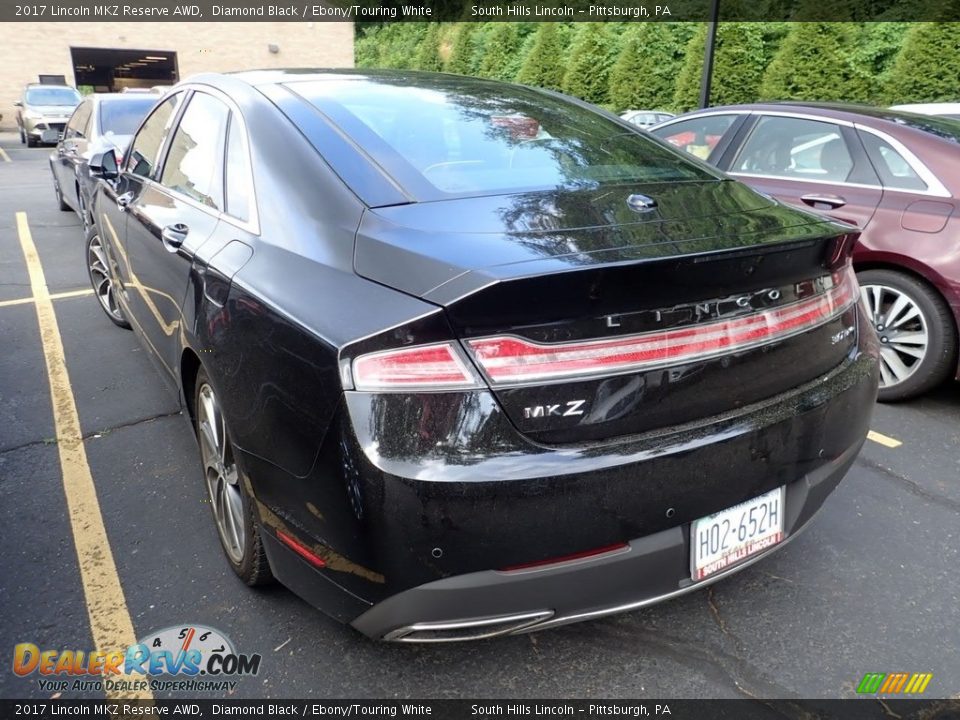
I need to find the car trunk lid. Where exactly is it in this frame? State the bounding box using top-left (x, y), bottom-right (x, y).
top-left (354, 180), bottom-right (860, 443)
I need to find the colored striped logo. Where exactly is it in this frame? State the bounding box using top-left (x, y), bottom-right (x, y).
top-left (857, 673), bottom-right (933, 694)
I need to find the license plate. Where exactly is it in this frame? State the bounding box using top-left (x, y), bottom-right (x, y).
top-left (691, 487), bottom-right (785, 581)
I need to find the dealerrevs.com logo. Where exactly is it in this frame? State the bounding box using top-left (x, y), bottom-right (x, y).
top-left (12, 624), bottom-right (261, 693)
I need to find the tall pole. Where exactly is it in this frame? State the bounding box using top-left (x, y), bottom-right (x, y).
top-left (699, 1), bottom-right (721, 109)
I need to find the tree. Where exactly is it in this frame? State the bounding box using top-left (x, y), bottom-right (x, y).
top-left (760, 23), bottom-right (875, 103)
top-left (446, 23), bottom-right (480, 75)
top-left (673, 23), bottom-right (767, 111)
top-left (516, 23), bottom-right (568, 91)
top-left (562, 24), bottom-right (617, 105)
top-left (414, 24), bottom-right (443, 71)
top-left (478, 23), bottom-right (523, 80)
top-left (883, 23), bottom-right (960, 103)
top-left (608, 24), bottom-right (694, 113)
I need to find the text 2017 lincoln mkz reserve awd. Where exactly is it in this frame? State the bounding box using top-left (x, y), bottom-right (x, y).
top-left (84, 70), bottom-right (879, 642)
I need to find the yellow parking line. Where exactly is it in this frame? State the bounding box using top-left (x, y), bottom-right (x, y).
top-left (867, 430), bottom-right (902, 449)
top-left (0, 288), bottom-right (94, 309)
top-left (0, 147), bottom-right (10, 162)
top-left (16, 212), bottom-right (152, 701)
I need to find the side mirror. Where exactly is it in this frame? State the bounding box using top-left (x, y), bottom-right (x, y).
top-left (14, 101), bottom-right (22, 107)
top-left (89, 149), bottom-right (119, 180)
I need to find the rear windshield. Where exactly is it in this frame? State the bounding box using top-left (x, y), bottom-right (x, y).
top-left (99, 97), bottom-right (158, 136)
top-left (289, 78), bottom-right (717, 199)
top-left (26, 87), bottom-right (81, 106)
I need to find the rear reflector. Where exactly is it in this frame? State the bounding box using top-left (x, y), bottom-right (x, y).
top-left (276, 529), bottom-right (326, 568)
top-left (352, 342), bottom-right (480, 391)
top-left (469, 268), bottom-right (858, 385)
top-left (499, 542), bottom-right (630, 572)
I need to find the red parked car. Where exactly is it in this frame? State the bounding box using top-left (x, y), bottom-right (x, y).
top-left (651, 103), bottom-right (960, 400)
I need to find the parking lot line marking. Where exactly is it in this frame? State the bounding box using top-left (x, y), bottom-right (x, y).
top-left (0, 147), bottom-right (10, 162)
top-left (16, 212), bottom-right (152, 701)
top-left (0, 288), bottom-right (94, 309)
top-left (867, 430), bottom-right (902, 449)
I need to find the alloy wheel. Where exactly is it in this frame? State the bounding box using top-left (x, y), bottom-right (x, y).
top-left (78, 192), bottom-right (90, 232)
top-left (87, 233), bottom-right (125, 323)
top-left (198, 383), bottom-right (246, 564)
top-left (860, 283), bottom-right (929, 389)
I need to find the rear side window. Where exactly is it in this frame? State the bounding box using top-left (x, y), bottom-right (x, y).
top-left (733, 116), bottom-right (853, 183)
top-left (859, 132), bottom-right (927, 191)
top-left (160, 92), bottom-right (229, 211)
top-left (127, 93), bottom-right (182, 179)
top-left (290, 78), bottom-right (717, 200)
top-left (224, 116), bottom-right (252, 222)
top-left (651, 115), bottom-right (737, 160)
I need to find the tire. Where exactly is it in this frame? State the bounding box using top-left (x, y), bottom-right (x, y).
top-left (27, 135), bottom-right (37, 148)
top-left (195, 367), bottom-right (273, 586)
top-left (19, 126), bottom-right (26, 144)
top-left (857, 269), bottom-right (957, 401)
top-left (84, 225), bottom-right (131, 329)
top-left (53, 176), bottom-right (70, 211)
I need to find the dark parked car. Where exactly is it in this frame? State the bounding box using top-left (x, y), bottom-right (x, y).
top-left (651, 103), bottom-right (960, 400)
top-left (84, 71), bottom-right (878, 642)
top-left (50, 93), bottom-right (159, 231)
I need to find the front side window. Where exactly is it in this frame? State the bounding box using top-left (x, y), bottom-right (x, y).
top-left (733, 116), bottom-right (854, 183)
top-left (160, 92), bottom-right (229, 210)
top-left (650, 115), bottom-right (737, 160)
top-left (127, 93), bottom-right (182, 179)
top-left (66, 101), bottom-right (91, 139)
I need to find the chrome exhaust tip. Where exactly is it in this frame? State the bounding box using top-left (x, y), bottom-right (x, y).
top-left (383, 610), bottom-right (554, 643)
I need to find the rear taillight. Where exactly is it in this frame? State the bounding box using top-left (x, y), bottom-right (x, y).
top-left (467, 268), bottom-right (858, 385)
top-left (351, 342), bottom-right (481, 391)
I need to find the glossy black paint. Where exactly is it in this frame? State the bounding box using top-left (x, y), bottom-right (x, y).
top-left (90, 70), bottom-right (878, 639)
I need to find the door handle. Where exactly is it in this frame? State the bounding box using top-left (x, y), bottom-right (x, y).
top-left (161, 223), bottom-right (189, 251)
top-left (801, 194), bottom-right (846, 209)
top-left (116, 191), bottom-right (134, 211)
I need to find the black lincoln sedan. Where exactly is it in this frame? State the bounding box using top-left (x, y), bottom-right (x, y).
top-left (84, 70), bottom-right (879, 642)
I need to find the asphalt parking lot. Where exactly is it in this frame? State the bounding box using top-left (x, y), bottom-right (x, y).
top-left (0, 131), bottom-right (958, 701)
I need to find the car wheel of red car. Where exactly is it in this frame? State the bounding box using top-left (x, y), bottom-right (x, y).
top-left (858, 269), bottom-right (957, 401)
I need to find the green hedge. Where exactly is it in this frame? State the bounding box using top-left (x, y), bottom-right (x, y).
top-left (355, 21), bottom-right (956, 112)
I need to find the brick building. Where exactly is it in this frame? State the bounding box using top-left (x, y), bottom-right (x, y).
top-left (0, 22), bottom-right (354, 129)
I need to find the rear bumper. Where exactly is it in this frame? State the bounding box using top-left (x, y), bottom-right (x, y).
top-left (260, 322), bottom-right (879, 640)
top-left (351, 438), bottom-right (859, 641)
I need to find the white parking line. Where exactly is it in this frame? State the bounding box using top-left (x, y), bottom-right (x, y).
top-left (0, 147), bottom-right (11, 162)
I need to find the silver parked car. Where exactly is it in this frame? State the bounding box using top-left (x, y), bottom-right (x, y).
top-left (620, 109), bottom-right (675, 129)
top-left (15, 84), bottom-right (82, 147)
top-left (49, 93), bottom-right (159, 230)
top-left (890, 103), bottom-right (960, 120)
